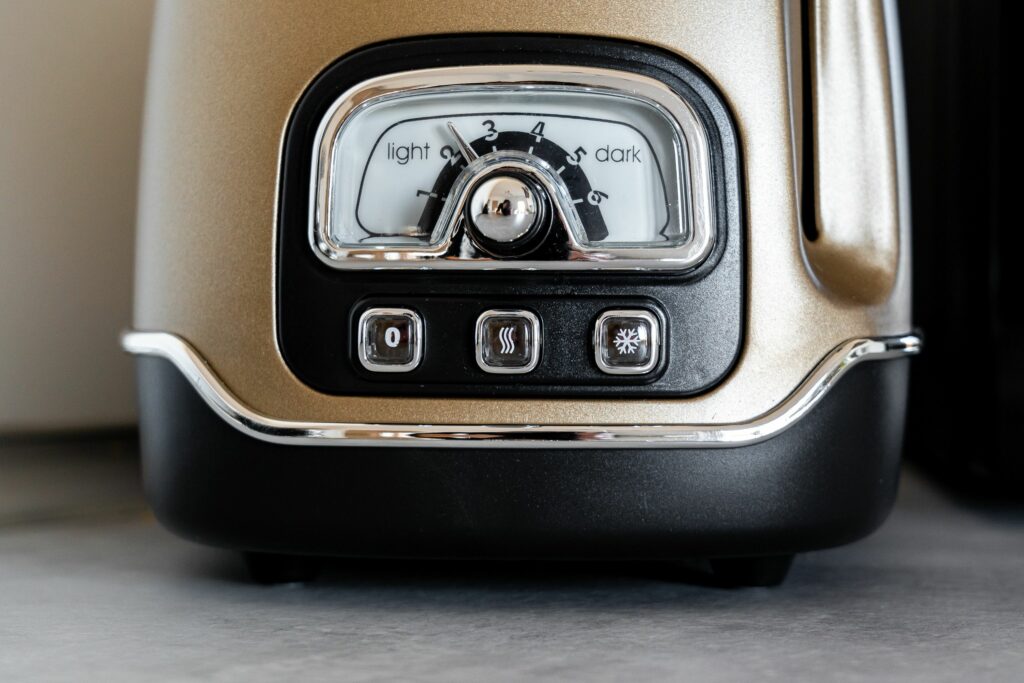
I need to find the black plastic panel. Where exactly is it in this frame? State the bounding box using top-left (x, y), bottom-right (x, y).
top-left (136, 356), bottom-right (909, 560)
top-left (276, 35), bottom-right (744, 397)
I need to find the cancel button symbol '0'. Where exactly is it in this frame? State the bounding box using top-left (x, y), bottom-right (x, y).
top-left (357, 308), bottom-right (423, 373)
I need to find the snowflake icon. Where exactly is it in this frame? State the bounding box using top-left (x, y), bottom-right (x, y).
top-left (613, 327), bottom-right (642, 354)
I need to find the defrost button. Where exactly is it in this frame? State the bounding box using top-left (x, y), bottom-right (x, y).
top-left (594, 309), bottom-right (661, 375)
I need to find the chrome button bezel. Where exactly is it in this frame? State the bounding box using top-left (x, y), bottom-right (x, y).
top-left (475, 309), bottom-right (542, 374)
top-left (593, 309), bottom-right (663, 375)
top-left (357, 307), bottom-right (424, 373)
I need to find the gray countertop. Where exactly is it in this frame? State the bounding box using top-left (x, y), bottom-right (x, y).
top-left (1, 435), bottom-right (1022, 682)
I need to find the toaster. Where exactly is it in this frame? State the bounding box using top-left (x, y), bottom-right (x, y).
top-left (124, 0), bottom-right (918, 585)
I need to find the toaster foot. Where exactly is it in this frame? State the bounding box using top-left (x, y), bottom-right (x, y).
top-left (243, 552), bottom-right (321, 585)
top-left (708, 555), bottom-right (794, 587)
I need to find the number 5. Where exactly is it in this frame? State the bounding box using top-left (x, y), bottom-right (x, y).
top-left (566, 146), bottom-right (587, 166)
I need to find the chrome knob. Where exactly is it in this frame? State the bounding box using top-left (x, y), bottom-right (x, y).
top-left (467, 175), bottom-right (540, 244)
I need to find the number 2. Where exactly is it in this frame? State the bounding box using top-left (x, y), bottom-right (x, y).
top-left (439, 144), bottom-right (462, 166)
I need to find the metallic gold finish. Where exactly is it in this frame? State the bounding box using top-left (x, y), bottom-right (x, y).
top-left (135, 0), bottom-right (910, 427)
top-left (123, 330), bottom-right (921, 448)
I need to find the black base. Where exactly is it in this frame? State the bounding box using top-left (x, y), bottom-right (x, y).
top-left (708, 555), bottom-right (794, 587)
top-left (137, 356), bottom-right (908, 566)
top-left (239, 552), bottom-right (796, 587)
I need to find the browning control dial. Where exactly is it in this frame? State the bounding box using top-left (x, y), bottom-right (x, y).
top-left (309, 64), bottom-right (718, 271)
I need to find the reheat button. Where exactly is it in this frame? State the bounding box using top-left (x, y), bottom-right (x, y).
top-left (475, 310), bottom-right (541, 374)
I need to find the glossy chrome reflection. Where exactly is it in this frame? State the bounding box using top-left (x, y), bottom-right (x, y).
top-left (122, 330), bottom-right (920, 449)
top-left (467, 175), bottom-right (540, 244)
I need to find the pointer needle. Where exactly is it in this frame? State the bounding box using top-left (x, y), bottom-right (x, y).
top-left (446, 121), bottom-right (479, 162)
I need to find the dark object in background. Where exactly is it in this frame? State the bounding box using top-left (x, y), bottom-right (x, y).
top-left (900, 0), bottom-right (1021, 490)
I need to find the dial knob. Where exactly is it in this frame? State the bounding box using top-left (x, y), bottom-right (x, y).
top-left (467, 174), bottom-right (541, 244)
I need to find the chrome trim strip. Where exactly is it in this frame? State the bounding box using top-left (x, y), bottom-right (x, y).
top-left (123, 331), bottom-right (919, 449)
top-left (309, 65), bottom-right (715, 271)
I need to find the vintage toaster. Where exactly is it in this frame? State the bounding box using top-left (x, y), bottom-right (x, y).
top-left (124, 0), bottom-right (918, 585)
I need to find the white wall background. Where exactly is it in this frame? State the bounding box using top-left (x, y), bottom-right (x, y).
top-left (0, 0), bottom-right (154, 433)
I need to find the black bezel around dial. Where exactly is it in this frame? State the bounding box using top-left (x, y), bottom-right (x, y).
top-left (276, 34), bottom-right (744, 398)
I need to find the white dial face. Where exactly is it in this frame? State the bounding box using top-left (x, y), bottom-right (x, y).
top-left (326, 86), bottom-right (689, 248)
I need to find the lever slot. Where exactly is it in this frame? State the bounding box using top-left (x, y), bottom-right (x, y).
top-left (799, 0), bottom-right (902, 304)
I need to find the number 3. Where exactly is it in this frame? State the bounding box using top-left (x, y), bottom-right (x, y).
top-left (481, 119), bottom-right (498, 141)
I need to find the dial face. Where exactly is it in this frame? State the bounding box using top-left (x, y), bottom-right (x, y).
top-left (326, 86), bottom-right (690, 249)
